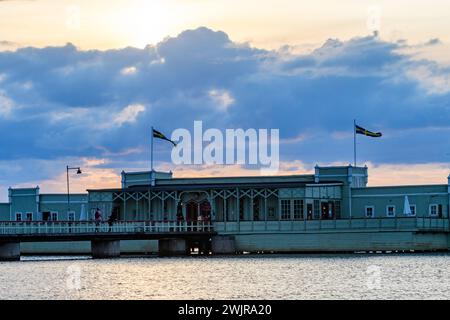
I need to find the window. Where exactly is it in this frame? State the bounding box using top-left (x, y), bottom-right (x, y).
top-left (293, 200), bottom-right (304, 220)
top-left (313, 200), bottom-right (320, 219)
top-left (386, 205), bottom-right (395, 217)
top-left (163, 201), bottom-right (168, 221)
top-left (409, 205), bottom-right (416, 216)
top-left (26, 213), bottom-right (33, 221)
top-left (42, 212), bottom-right (51, 221)
top-left (429, 204), bottom-right (438, 217)
top-left (321, 202), bottom-right (329, 220)
top-left (239, 198), bottom-right (244, 220)
top-left (365, 206), bottom-right (374, 218)
top-left (334, 201), bottom-right (341, 219)
top-left (281, 200), bottom-right (291, 220)
top-left (51, 212), bottom-right (58, 221)
top-left (68, 211), bottom-right (75, 221)
top-left (15, 213), bottom-right (22, 221)
top-left (306, 203), bottom-right (313, 220)
top-left (253, 199), bottom-right (260, 221)
top-left (328, 201), bottom-right (335, 219)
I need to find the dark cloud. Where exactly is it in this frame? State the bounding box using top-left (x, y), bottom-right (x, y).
top-left (0, 27), bottom-right (449, 191)
top-left (424, 38), bottom-right (442, 46)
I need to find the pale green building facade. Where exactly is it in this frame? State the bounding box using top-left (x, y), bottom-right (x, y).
top-left (0, 187), bottom-right (87, 222)
top-left (1, 165), bottom-right (449, 253)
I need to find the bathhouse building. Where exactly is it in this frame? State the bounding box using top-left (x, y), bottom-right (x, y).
top-left (1, 165), bottom-right (449, 253)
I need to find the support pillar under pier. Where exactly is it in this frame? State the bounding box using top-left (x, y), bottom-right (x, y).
top-left (158, 238), bottom-right (188, 256)
top-left (91, 240), bottom-right (120, 259)
top-left (211, 235), bottom-right (236, 255)
top-left (0, 242), bottom-right (20, 261)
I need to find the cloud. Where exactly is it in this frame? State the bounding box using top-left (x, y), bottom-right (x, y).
top-left (406, 64), bottom-right (450, 94)
top-left (0, 27), bottom-right (449, 200)
top-left (120, 66), bottom-right (137, 75)
top-left (113, 103), bottom-right (146, 126)
top-left (0, 40), bottom-right (17, 46)
top-left (423, 38), bottom-right (441, 47)
top-left (13, 163), bottom-right (122, 195)
top-left (367, 162), bottom-right (450, 186)
top-left (0, 90), bottom-right (14, 118)
top-left (151, 160), bottom-right (450, 186)
top-left (208, 89), bottom-right (235, 111)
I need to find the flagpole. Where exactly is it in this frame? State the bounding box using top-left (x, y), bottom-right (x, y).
top-left (151, 126), bottom-right (154, 172)
top-left (353, 119), bottom-right (356, 167)
top-left (150, 126), bottom-right (155, 187)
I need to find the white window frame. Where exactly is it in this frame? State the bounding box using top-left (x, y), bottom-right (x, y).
top-left (386, 205), bottom-right (396, 217)
top-left (280, 199), bottom-right (291, 220)
top-left (409, 205), bottom-right (416, 217)
top-left (26, 212), bottom-right (33, 221)
top-left (313, 199), bottom-right (320, 220)
top-left (293, 199), bottom-right (304, 220)
top-left (429, 204), bottom-right (438, 217)
top-left (365, 206), bottom-right (375, 218)
top-left (51, 211), bottom-right (58, 221)
top-left (67, 211), bottom-right (75, 221)
top-left (15, 212), bottom-right (22, 221)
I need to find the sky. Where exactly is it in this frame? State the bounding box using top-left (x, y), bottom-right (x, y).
top-left (0, 0), bottom-right (450, 200)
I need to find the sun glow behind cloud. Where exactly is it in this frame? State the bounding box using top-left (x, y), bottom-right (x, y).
top-left (114, 0), bottom-right (178, 48)
top-left (1, 0), bottom-right (450, 52)
top-left (0, 0), bottom-right (191, 50)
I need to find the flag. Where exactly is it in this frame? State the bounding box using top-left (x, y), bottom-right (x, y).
top-left (152, 128), bottom-right (177, 146)
top-left (355, 124), bottom-right (382, 137)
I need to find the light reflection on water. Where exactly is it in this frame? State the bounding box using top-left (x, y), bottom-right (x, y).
top-left (1, 253), bottom-right (449, 300)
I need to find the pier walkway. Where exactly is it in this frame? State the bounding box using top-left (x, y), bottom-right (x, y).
top-left (214, 217), bottom-right (450, 234)
top-left (0, 220), bottom-right (216, 260)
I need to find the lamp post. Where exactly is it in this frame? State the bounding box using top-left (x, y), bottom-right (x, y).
top-left (66, 166), bottom-right (82, 214)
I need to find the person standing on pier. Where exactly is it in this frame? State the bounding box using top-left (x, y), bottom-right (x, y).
top-left (95, 208), bottom-right (102, 232)
top-left (107, 208), bottom-right (118, 232)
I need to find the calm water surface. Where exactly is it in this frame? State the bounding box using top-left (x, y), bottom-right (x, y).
top-left (0, 253), bottom-right (449, 300)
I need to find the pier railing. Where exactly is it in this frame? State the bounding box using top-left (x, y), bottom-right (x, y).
top-left (0, 218), bottom-right (447, 235)
top-left (214, 217), bottom-right (450, 233)
top-left (0, 220), bottom-right (213, 235)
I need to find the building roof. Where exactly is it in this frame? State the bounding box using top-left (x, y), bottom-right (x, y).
top-left (88, 179), bottom-right (343, 193)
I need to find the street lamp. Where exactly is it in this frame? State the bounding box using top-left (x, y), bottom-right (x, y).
top-left (67, 166), bottom-right (82, 214)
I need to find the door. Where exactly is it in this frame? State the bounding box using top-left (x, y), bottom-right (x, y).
top-left (321, 202), bottom-right (329, 220)
top-left (186, 202), bottom-right (198, 222)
